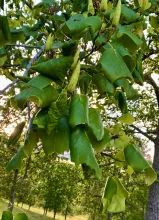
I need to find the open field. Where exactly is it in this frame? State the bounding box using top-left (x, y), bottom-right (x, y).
top-left (0, 199), bottom-right (87, 220)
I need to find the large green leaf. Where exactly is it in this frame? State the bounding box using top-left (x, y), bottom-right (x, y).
top-left (92, 73), bottom-right (115, 95)
top-left (8, 122), bottom-right (25, 147)
top-left (47, 89), bottom-right (68, 134)
top-left (97, 47), bottom-right (133, 83)
top-left (14, 213), bottom-right (28, 220)
top-left (149, 16), bottom-right (159, 32)
top-left (88, 108), bottom-right (104, 141)
top-left (70, 127), bottom-right (100, 178)
top-left (87, 128), bottom-right (111, 152)
top-left (69, 94), bottom-right (89, 128)
top-left (31, 56), bottom-right (73, 85)
top-left (102, 176), bottom-right (128, 213)
top-left (115, 24), bottom-right (143, 52)
top-left (6, 146), bottom-right (24, 172)
top-left (24, 75), bottom-right (53, 90)
top-left (0, 16), bottom-right (11, 41)
top-left (124, 144), bottom-right (157, 185)
top-left (13, 86), bottom-right (58, 109)
top-left (38, 116), bottom-right (70, 154)
top-left (2, 211), bottom-right (13, 220)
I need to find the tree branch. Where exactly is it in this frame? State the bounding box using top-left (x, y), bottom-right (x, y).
top-left (6, 44), bottom-right (41, 49)
top-left (101, 152), bottom-right (125, 162)
top-left (129, 125), bottom-right (155, 143)
top-left (143, 49), bottom-right (159, 61)
top-left (24, 45), bottom-right (45, 76)
top-left (0, 79), bottom-right (19, 96)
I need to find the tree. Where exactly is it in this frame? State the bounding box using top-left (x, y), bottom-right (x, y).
top-left (0, 0), bottom-right (159, 218)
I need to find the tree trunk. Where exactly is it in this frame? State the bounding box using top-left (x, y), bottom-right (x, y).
top-left (121, 212), bottom-right (124, 220)
top-left (53, 211), bottom-right (56, 220)
top-left (146, 133), bottom-right (159, 220)
top-left (64, 202), bottom-right (69, 220)
top-left (7, 169), bottom-right (18, 211)
top-left (21, 202), bottom-right (23, 208)
top-left (108, 212), bottom-right (111, 220)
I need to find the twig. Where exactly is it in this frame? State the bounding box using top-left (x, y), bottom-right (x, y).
top-left (101, 152), bottom-right (125, 162)
top-left (129, 125), bottom-right (155, 143)
top-left (0, 79), bottom-right (19, 96)
top-left (6, 44), bottom-right (42, 49)
top-left (23, 45), bottom-right (45, 76)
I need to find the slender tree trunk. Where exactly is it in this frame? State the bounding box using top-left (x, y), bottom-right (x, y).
top-left (121, 212), bottom-right (124, 220)
top-left (108, 212), bottom-right (111, 220)
top-left (7, 169), bottom-right (18, 211)
top-left (64, 202), bottom-right (69, 220)
top-left (53, 211), bottom-right (56, 220)
top-left (146, 133), bottom-right (159, 220)
top-left (21, 202), bottom-right (23, 208)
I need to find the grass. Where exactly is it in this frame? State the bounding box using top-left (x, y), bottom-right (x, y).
top-left (0, 199), bottom-right (87, 220)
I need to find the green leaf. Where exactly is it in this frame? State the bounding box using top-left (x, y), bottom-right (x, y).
top-left (115, 91), bottom-right (128, 114)
top-left (116, 150), bottom-right (125, 167)
top-left (67, 60), bottom-right (80, 93)
top-left (14, 213), bottom-right (28, 220)
top-left (132, 69), bottom-right (143, 85)
top-left (31, 56), bottom-right (73, 85)
top-left (6, 146), bottom-right (24, 172)
top-left (2, 211), bottom-right (13, 220)
top-left (97, 47), bottom-right (133, 83)
top-left (118, 112), bottom-right (135, 125)
top-left (138, 0), bottom-right (151, 11)
top-left (24, 75), bottom-right (53, 90)
top-left (126, 166), bottom-right (134, 175)
top-left (108, 42), bottom-right (135, 72)
top-left (114, 78), bottom-right (139, 100)
top-left (87, 128), bottom-right (111, 152)
top-left (45, 33), bottom-right (54, 51)
top-left (102, 176), bottom-right (128, 213)
top-left (38, 116), bottom-right (70, 154)
top-left (0, 16), bottom-right (11, 41)
top-left (24, 131), bottom-right (38, 156)
top-left (124, 144), bottom-right (157, 185)
top-left (111, 0), bottom-right (121, 27)
top-left (121, 5), bottom-right (138, 24)
top-left (100, 0), bottom-right (108, 12)
top-left (33, 109), bottom-right (48, 129)
top-left (92, 73), bottom-right (115, 95)
top-left (145, 167), bottom-right (157, 186)
top-left (47, 89), bottom-right (68, 134)
top-left (8, 122), bottom-right (25, 147)
top-left (69, 94), bottom-right (89, 128)
top-left (11, 29), bottom-right (25, 43)
top-left (70, 127), bottom-right (101, 178)
top-left (0, 55), bottom-right (7, 67)
top-left (13, 86), bottom-right (58, 109)
top-left (79, 73), bottom-right (92, 94)
top-left (88, 108), bottom-right (104, 141)
top-left (115, 24), bottom-right (143, 52)
top-left (149, 16), bottom-right (159, 32)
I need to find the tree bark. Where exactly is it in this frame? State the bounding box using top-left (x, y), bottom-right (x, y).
top-left (108, 212), bottom-right (111, 220)
top-left (145, 133), bottom-right (159, 220)
top-left (7, 169), bottom-right (18, 211)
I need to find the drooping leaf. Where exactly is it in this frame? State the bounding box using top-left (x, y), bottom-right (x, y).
top-left (124, 144), bottom-right (157, 185)
top-left (31, 56), bottom-right (73, 85)
top-left (115, 24), bottom-right (143, 52)
top-left (87, 128), bottom-right (111, 152)
top-left (24, 131), bottom-right (38, 156)
top-left (2, 211), bottom-right (13, 220)
top-left (102, 176), bottom-right (128, 213)
top-left (92, 73), bottom-right (115, 95)
top-left (115, 150), bottom-right (125, 167)
top-left (33, 109), bottom-right (48, 129)
top-left (88, 108), bottom-right (104, 141)
top-left (70, 127), bottom-right (101, 178)
top-left (8, 122), bottom-right (25, 147)
top-left (100, 0), bottom-right (108, 12)
top-left (115, 91), bottom-right (128, 114)
top-left (121, 5), bottom-right (138, 24)
top-left (45, 33), bottom-right (54, 51)
top-left (138, 0), bottom-right (151, 11)
top-left (38, 116), bottom-right (70, 154)
top-left (69, 94), bottom-right (89, 128)
top-left (14, 213), bottom-right (28, 220)
top-left (0, 16), bottom-right (11, 41)
top-left (47, 89), bottom-right (68, 134)
top-left (6, 146), bottom-right (24, 172)
top-left (97, 47), bottom-right (133, 83)
top-left (132, 69), bottom-right (143, 85)
top-left (13, 86), bottom-right (58, 109)
top-left (79, 73), bottom-right (92, 94)
top-left (24, 75), bottom-right (53, 90)
top-left (118, 112), bottom-right (135, 125)
top-left (149, 16), bottom-right (159, 32)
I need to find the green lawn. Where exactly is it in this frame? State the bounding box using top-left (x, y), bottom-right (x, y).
top-left (0, 199), bottom-right (87, 220)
